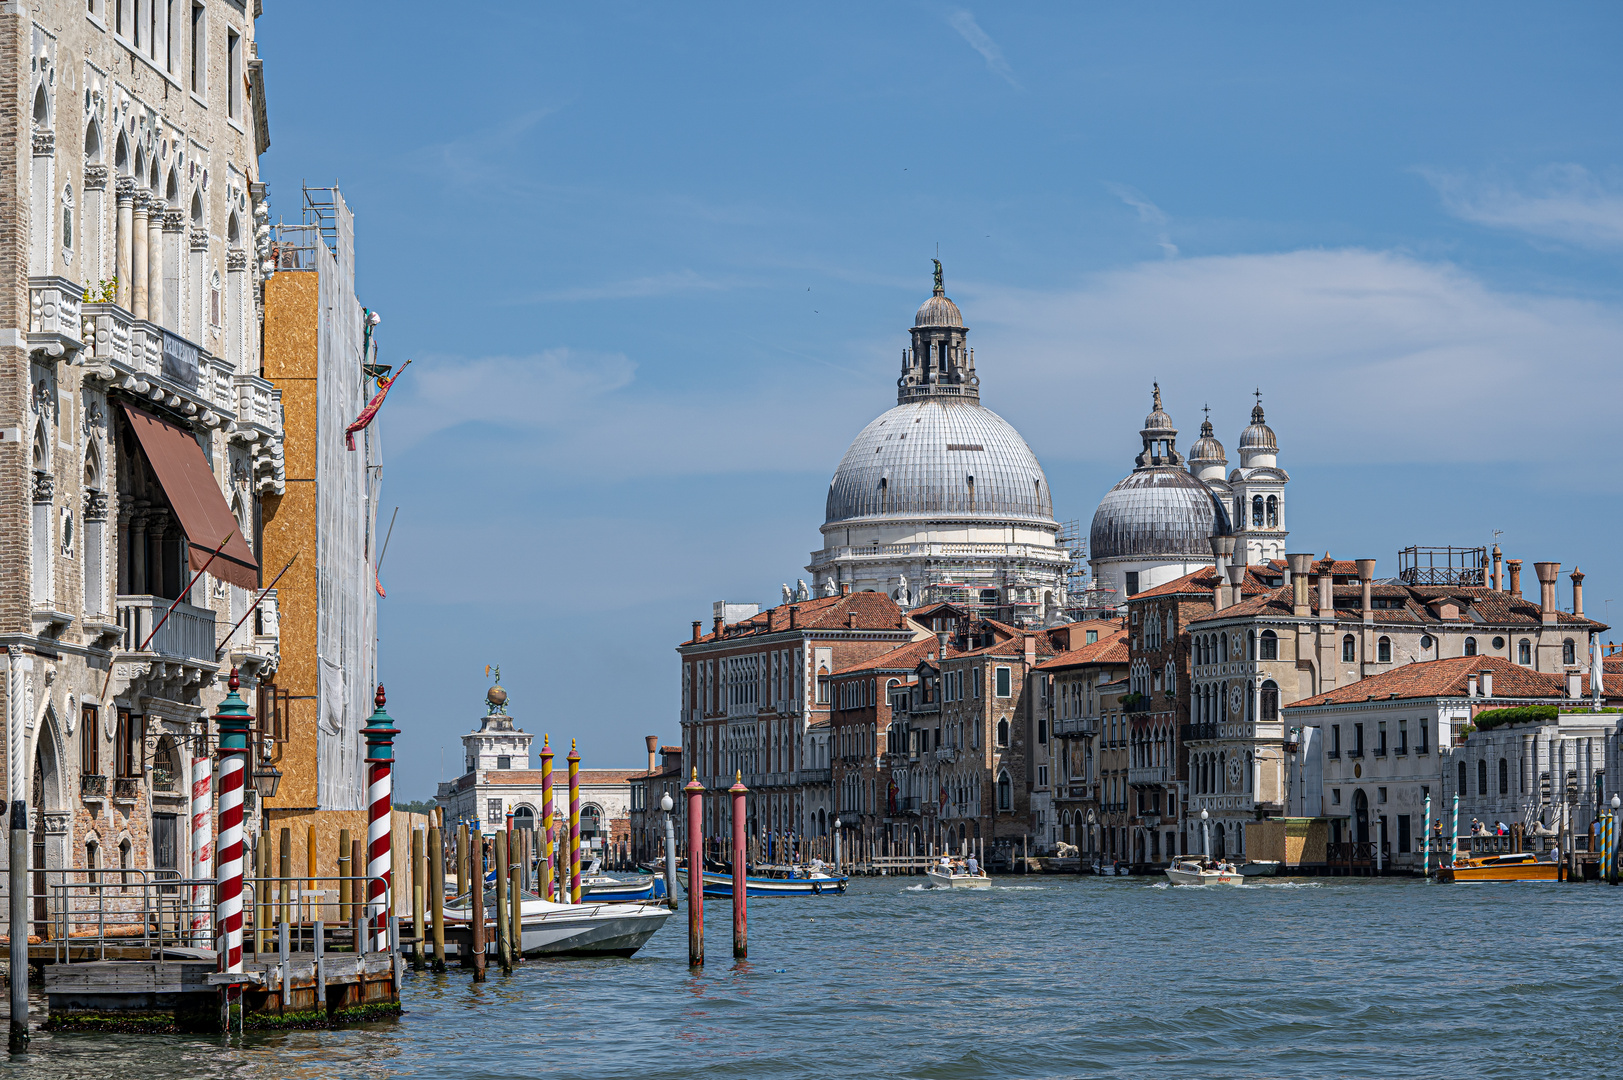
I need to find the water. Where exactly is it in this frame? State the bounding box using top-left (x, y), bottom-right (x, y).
top-left (5, 875), bottom-right (1621, 1079)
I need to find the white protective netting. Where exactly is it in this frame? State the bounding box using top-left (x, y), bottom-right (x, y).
top-left (313, 191), bottom-right (378, 811)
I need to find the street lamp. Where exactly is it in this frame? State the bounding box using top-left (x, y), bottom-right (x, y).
top-left (251, 761), bottom-right (282, 801)
top-left (659, 792), bottom-right (678, 909)
top-left (1200, 807), bottom-right (1210, 860)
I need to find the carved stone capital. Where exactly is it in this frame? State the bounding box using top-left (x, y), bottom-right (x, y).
top-left (190, 227), bottom-right (209, 251)
top-left (32, 130), bottom-right (54, 156)
top-left (226, 249), bottom-right (248, 272)
top-left (43, 812), bottom-right (70, 837)
top-left (84, 489), bottom-right (108, 521)
top-left (162, 210), bottom-right (185, 232)
top-left (32, 470), bottom-right (54, 504)
top-left (84, 163), bottom-right (109, 189)
top-left (115, 175), bottom-right (136, 201)
top-left (132, 190), bottom-right (151, 214)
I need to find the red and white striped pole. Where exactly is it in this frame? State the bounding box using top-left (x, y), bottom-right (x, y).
top-left (190, 753), bottom-right (213, 945)
top-left (363, 684), bottom-right (399, 949)
top-left (211, 669), bottom-right (253, 973)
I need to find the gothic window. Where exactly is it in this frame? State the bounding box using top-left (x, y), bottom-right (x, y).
top-left (1342, 635), bottom-right (1356, 663)
top-left (1259, 630), bottom-right (1277, 661)
top-left (1464, 637), bottom-right (1477, 657)
top-left (84, 118), bottom-right (101, 162)
top-left (1252, 495), bottom-right (1264, 527)
top-left (996, 718), bottom-right (1009, 747)
top-left (62, 184), bottom-right (73, 251)
top-left (1378, 637), bottom-right (1392, 663)
top-left (1563, 639), bottom-right (1576, 665)
top-left (1220, 634), bottom-right (1228, 663)
top-left (1518, 639), bottom-right (1531, 665)
top-left (1234, 496), bottom-right (1243, 529)
top-left (997, 771), bottom-right (1012, 811)
top-left (1266, 495), bottom-right (1278, 527)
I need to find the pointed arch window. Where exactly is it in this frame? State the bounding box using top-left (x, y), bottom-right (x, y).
top-left (997, 770), bottom-right (1012, 811)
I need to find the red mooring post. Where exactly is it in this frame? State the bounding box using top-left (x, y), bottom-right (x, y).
top-left (730, 771), bottom-right (748, 959)
top-left (685, 769), bottom-right (705, 966)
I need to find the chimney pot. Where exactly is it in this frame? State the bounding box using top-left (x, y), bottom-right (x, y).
top-left (1466, 673), bottom-right (1478, 698)
top-left (1533, 562), bottom-right (1560, 624)
top-left (691, 620), bottom-right (702, 643)
top-left (1287, 553), bottom-right (1314, 617)
top-left (1480, 669), bottom-right (1493, 699)
top-left (1567, 669), bottom-right (1583, 700)
top-left (840, 582), bottom-right (852, 597)
top-left (713, 615), bottom-right (724, 638)
top-left (1356, 558), bottom-right (1377, 583)
top-left (1571, 567), bottom-right (1585, 618)
top-left (848, 610), bottom-right (858, 629)
top-left (1492, 544), bottom-right (1503, 592)
top-left (790, 607), bottom-right (798, 630)
top-left (1507, 559), bottom-right (1523, 598)
top-left (645, 734), bottom-right (659, 774)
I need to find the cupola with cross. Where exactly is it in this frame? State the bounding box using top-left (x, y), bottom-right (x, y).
top-left (898, 259), bottom-right (978, 404)
top-left (1228, 389), bottom-right (1289, 565)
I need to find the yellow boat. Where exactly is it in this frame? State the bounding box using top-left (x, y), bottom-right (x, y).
top-left (1438, 851), bottom-right (1560, 883)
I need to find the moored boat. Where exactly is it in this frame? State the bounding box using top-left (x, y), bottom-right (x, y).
top-left (680, 867), bottom-right (848, 896)
top-left (1239, 860), bottom-right (1281, 877)
top-left (579, 873), bottom-right (668, 903)
top-left (1439, 851), bottom-right (1560, 883)
top-left (1164, 857), bottom-right (1242, 886)
top-left (440, 890), bottom-right (672, 957)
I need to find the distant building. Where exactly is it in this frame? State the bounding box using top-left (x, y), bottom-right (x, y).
top-left (1035, 621), bottom-right (1129, 856)
top-left (437, 684), bottom-right (636, 859)
top-left (628, 738), bottom-right (683, 864)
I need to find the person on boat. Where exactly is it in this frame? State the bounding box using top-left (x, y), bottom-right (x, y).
top-left (967, 853), bottom-right (979, 877)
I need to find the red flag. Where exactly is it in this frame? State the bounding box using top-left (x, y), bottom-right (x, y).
top-left (345, 359), bottom-right (412, 450)
top-left (375, 563), bottom-right (387, 598)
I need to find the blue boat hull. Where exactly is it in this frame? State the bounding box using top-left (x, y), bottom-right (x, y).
top-left (689, 871), bottom-right (848, 897)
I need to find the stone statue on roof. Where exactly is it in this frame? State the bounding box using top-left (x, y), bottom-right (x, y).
top-left (895, 573), bottom-right (911, 609)
top-left (783, 583), bottom-right (794, 605)
top-left (822, 579), bottom-right (837, 597)
top-left (796, 579), bottom-right (810, 602)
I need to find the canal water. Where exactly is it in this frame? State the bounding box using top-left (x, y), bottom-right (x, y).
top-left (4, 874), bottom-right (1620, 1079)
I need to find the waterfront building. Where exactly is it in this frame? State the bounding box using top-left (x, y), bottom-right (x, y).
top-left (261, 186), bottom-right (380, 821)
top-left (1090, 387), bottom-right (1289, 605)
top-left (437, 684), bottom-right (636, 859)
top-left (0, 0), bottom-right (279, 898)
top-left (1285, 656), bottom-right (1621, 871)
top-left (807, 264), bottom-right (1070, 626)
top-left (1034, 621), bottom-right (1128, 855)
top-left (676, 588), bottom-right (923, 857)
top-left (627, 738), bottom-right (683, 864)
top-left (1186, 550), bottom-right (1608, 860)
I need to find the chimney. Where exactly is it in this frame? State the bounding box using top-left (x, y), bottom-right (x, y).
top-left (691, 620), bottom-right (702, 643)
top-left (645, 735), bottom-right (659, 774)
top-left (1024, 634), bottom-right (1037, 667)
top-left (789, 607), bottom-right (798, 630)
top-left (713, 615), bottom-right (724, 639)
top-left (1492, 544), bottom-right (1503, 592)
top-left (847, 610), bottom-right (858, 629)
top-left (1466, 672), bottom-right (1478, 698)
top-left (1357, 559), bottom-right (1376, 623)
top-left (1533, 562), bottom-right (1560, 624)
top-left (1566, 669), bottom-right (1583, 700)
top-left (839, 582), bottom-right (852, 597)
top-left (1480, 669), bottom-right (1493, 699)
top-left (1507, 559), bottom-right (1522, 598)
top-left (1287, 553), bottom-right (1313, 617)
top-left (1209, 534), bottom-right (1235, 609)
top-left (1571, 567), bottom-right (1585, 618)
top-left (937, 631), bottom-right (950, 655)
top-left (1317, 560), bottom-right (1334, 617)
top-left (1225, 562), bottom-right (1246, 611)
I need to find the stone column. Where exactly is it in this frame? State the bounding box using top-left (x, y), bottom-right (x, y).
top-left (131, 192), bottom-right (150, 320)
top-left (30, 128), bottom-right (55, 275)
top-left (189, 227), bottom-right (209, 341)
top-left (83, 490), bottom-right (108, 618)
top-left (31, 472), bottom-right (54, 608)
top-left (115, 178), bottom-right (134, 309)
top-left (226, 249), bottom-right (247, 371)
top-left (161, 211), bottom-right (184, 330)
top-left (83, 165), bottom-right (108, 286)
top-left (147, 204), bottom-right (167, 328)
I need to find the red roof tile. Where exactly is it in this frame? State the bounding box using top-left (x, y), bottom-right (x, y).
top-left (1285, 656), bottom-right (1567, 708)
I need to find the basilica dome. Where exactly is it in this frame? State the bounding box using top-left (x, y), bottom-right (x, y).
top-left (1089, 467), bottom-right (1218, 562)
top-left (824, 399), bottom-right (1053, 525)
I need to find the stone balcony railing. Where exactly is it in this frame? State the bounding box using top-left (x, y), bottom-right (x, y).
top-left (1128, 765), bottom-right (1172, 787)
top-left (816, 541), bottom-right (1071, 564)
top-left (80, 299), bottom-right (237, 428)
top-left (116, 594), bottom-right (217, 666)
top-left (29, 275), bottom-right (84, 355)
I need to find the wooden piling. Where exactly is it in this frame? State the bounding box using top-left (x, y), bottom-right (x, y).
top-left (338, 828), bottom-right (352, 923)
top-left (509, 862), bottom-right (522, 964)
top-left (495, 831), bottom-right (511, 974)
top-left (306, 824), bottom-right (317, 923)
top-left (470, 827), bottom-right (486, 981)
top-left (457, 822), bottom-right (470, 902)
top-left (411, 829), bottom-right (426, 971)
top-left (351, 838), bottom-right (366, 951)
top-left (429, 821), bottom-right (446, 972)
top-left (278, 828), bottom-right (292, 926)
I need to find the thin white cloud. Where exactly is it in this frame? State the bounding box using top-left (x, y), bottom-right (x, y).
top-left (1104, 182), bottom-right (1178, 258)
top-left (1424, 164), bottom-right (1623, 249)
top-left (946, 10), bottom-right (1020, 89)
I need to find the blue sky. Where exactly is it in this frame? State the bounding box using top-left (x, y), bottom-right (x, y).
top-left (258, 4), bottom-right (1623, 799)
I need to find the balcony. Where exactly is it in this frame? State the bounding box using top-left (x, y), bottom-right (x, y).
top-left (935, 747), bottom-right (959, 764)
top-left (29, 275), bottom-right (83, 354)
top-left (79, 300), bottom-right (247, 438)
top-left (80, 774), bottom-right (107, 799)
top-left (113, 777), bottom-right (141, 802)
top-left (1128, 765), bottom-right (1172, 787)
top-left (1180, 723), bottom-right (1219, 744)
top-left (894, 796), bottom-right (921, 817)
top-left (1054, 716), bottom-right (1097, 738)
top-left (800, 768), bottom-right (832, 785)
top-left (116, 595), bottom-right (217, 665)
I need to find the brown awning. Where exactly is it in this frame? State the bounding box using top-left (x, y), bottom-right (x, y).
top-left (120, 404), bottom-right (260, 590)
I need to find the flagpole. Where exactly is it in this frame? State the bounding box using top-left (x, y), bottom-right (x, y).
top-left (214, 551), bottom-right (301, 659)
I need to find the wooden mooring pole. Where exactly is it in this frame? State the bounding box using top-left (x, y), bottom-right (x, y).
top-left (338, 828), bottom-right (352, 925)
top-left (351, 838), bottom-right (366, 951)
top-left (411, 829), bottom-right (426, 971)
top-left (429, 816), bottom-right (446, 971)
top-left (494, 830), bottom-right (511, 975)
top-left (470, 826), bottom-right (486, 982)
top-left (731, 772), bottom-right (748, 959)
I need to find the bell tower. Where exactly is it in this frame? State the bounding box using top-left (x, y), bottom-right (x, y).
top-left (898, 260), bottom-right (978, 404)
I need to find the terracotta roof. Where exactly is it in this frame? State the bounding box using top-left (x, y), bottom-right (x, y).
top-left (1035, 633), bottom-right (1131, 671)
top-left (1129, 565), bottom-right (1274, 601)
top-left (1285, 656), bottom-right (1569, 709)
top-left (835, 637), bottom-right (958, 677)
top-left (485, 768), bottom-right (642, 785)
top-left (683, 591), bottom-right (910, 645)
top-left (1191, 581), bottom-right (1606, 630)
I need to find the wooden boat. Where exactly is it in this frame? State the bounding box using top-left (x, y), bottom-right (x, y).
top-left (1239, 860), bottom-right (1281, 877)
top-left (679, 867), bottom-right (848, 897)
top-left (579, 873), bottom-right (668, 903)
top-left (1164, 858), bottom-right (1242, 886)
top-left (440, 890), bottom-right (672, 957)
top-left (1091, 859), bottom-right (1130, 876)
top-left (925, 867), bottom-right (991, 889)
top-left (1439, 851), bottom-right (1560, 883)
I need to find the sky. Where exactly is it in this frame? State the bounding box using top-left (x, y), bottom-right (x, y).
top-left (257, 3), bottom-right (1623, 801)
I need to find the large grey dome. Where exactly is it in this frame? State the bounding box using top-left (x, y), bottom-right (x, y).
top-left (1089, 467), bottom-right (1219, 561)
top-left (825, 399), bottom-right (1053, 525)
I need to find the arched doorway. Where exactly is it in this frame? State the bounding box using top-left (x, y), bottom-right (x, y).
top-left (513, 805), bottom-right (536, 831)
top-left (580, 804), bottom-right (605, 860)
top-left (1215, 823), bottom-right (1227, 858)
top-left (1353, 789), bottom-right (1370, 845)
top-left (31, 727), bottom-right (63, 935)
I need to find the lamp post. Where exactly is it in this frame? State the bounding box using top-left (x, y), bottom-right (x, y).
top-left (834, 817), bottom-right (842, 873)
top-left (661, 792), bottom-right (679, 910)
top-left (1200, 808), bottom-right (1210, 860)
top-left (1611, 794), bottom-right (1621, 886)
top-left (1282, 728), bottom-right (1300, 818)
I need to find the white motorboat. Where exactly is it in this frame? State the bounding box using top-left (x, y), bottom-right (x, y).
top-left (1164, 858), bottom-right (1242, 886)
top-left (441, 889), bottom-right (672, 958)
top-left (926, 865), bottom-right (992, 889)
top-left (1239, 860), bottom-right (1281, 877)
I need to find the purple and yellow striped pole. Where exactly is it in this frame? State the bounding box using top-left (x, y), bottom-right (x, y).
top-left (540, 736), bottom-right (554, 902)
top-left (568, 740), bottom-right (582, 903)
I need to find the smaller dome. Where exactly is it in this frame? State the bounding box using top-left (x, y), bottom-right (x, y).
top-left (1239, 401), bottom-right (1277, 451)
top-left (915, 294), bottom-right (963, 328)
top-left (1189, 416), bottom-right (1226, 464)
